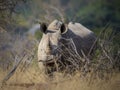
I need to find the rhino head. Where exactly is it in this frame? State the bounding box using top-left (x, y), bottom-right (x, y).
top-left (38, 20), bottom-right (68, 64)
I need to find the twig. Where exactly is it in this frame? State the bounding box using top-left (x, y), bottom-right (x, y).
top-left (2, 53), bottom-right (26, 84)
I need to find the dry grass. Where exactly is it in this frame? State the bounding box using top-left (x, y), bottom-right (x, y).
top-left (0, 67), bottom-right (120, 90)
top-left (0, 26), bottom-right (120, 90)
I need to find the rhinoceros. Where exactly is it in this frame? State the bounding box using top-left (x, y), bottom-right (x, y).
top-left (38, 20), bottom-right (96, 73)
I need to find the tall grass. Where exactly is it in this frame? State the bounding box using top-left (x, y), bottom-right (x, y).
top-left (0, 27), bottom-right (120, 90)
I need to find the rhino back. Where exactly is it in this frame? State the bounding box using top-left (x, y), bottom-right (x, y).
top-left (62, 22), bottom-right (96, 55)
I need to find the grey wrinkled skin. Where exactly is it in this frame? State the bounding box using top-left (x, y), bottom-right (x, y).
top-left (38, 20), bottom-right (96, 73)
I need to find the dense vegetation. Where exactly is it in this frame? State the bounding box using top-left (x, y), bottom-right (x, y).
top-left (0, 0), bottom-right (119, 70)
top-left (0, 1), bottom-right (120, 89)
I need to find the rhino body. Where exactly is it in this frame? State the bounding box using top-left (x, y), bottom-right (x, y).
top-left (38, 20), bottom-right (96, 73)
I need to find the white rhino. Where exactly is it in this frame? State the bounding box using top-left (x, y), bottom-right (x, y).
top-left (38, 20), bottom-right (96, 73)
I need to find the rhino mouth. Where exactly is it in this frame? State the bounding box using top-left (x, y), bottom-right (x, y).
top-left (38, 55), bottom-right (61, 65)
top-left (38, 59), bottom-right (56, 64)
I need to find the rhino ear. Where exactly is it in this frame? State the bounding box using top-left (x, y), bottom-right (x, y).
top-left (40, 23), bottom-right (47, 33)
top-left (60, 23), bottom-right (68, 34)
